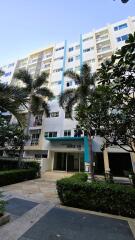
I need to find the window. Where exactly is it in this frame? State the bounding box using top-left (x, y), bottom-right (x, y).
top-left (75, 45), bottom-right (80, 50)
top-left (66, 68), bottom-right (73, 71)
top-left (83, 48), bottom-right (90, 53)
top-left (33, 115), bottom-right (42, 126)
top-left (49, 112), bottom-right (59, 117)
top-left (54, 56), bottom-right (64, 61)
top-left (64, 130), bottom-right (71, 137)
top-left (51, 80), bottom-right (62, 85)
top-left (68, 57), bottom-right (74, 62)
top-left (75, 66), bottom-right (80, 72)
top-left (8, 63), bottom-right (14, 68)
top-left (117, 34), bottom-right (129, 42)
top-left (53, 68), bottom-right (63, 73)
top-left (69, 47), bottom-right (74, 52)
top-left (65, 112), bottom-right (70, 118)
top-left (31, 130), bottom-right (40, 145)
top-left (45, 132), bottom-right (57, 137)
top-left (35, 152), bottom-right (48, 158)
top-left (114, 23), bottom-right (128, 31)
top-left (83, 47), bottom-right (94, 53)
top-left (4, 72), bottom-right (11, 77)
top-left (75, 55), bottom-right (80, 60)
top-left (55, 47), bottom-right (64, 51)
top-left (83, 36), bottom-right (93, 42)
top-left (66, 81), bottom-right (72, 87)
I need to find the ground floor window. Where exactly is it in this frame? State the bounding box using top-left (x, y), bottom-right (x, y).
top-left (53, 152), bottom-right (84, 172)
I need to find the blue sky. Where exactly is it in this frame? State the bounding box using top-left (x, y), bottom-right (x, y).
top-left (0, 0), bottom-right (134, 65)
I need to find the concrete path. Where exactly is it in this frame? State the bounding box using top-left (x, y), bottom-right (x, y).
top-left (0, 173), bottom-right (134, 240)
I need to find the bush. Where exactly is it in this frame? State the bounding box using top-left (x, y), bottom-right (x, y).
top-left (0, 193), bottom-right (5, 216)
top-left (0, 169), bottom-right (39, 187)
top-left (0, 159), bottom-right (40, 172)
top-left (57, 173), bottom-right (135, 218)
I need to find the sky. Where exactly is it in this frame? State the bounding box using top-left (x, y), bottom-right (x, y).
top-left (0, 0), bottom-right (134, 65)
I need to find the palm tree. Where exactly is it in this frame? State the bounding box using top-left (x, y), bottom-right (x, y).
top-left (59, 64), bottom-right (96, 118)
top-left (14, 70), bottom-right (54, 134)
top-left (59, 63), bottom-right (96, 178)
top-left (0, 70), bottom-right (27, 126)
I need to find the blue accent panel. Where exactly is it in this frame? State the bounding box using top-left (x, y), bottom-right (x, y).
top-left (80, 34), bottom-right (83, 68)
top-left (84, 136), bottom-right (91, 163)
top-left (61, 40), bottom-right (67, 93)
top-left (46, 137), bottom-right (84, 142)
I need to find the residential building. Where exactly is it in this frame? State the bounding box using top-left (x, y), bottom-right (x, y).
top-left (1, 16), bottom-right (135, 176)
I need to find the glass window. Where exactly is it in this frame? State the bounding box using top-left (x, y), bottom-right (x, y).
top-left (4, 72), bottom-right (11, 77)
top-left (75, 55), bottom-right (80, 60)
top-left (50, 112), bottom-right (59, 117)
top-left (117, 34), bottom-right (128, 42)
top-left (53, 68), bottom-right (63, 73)
top-left (66, 81), bottom-right (72, 87)
top-left (45, 132), bottom-right (57, 137)
top-left (83, 36), bottom-right (93, 42)
top-left (114, 26), bottom-right (118, 31)
top-left (64, 130), bottom-right (71, 137)
top-left (114, 23), bottom-right (128, 31)
top-left (55, 47), bottom-right (64, 51)
top-left (54, 56), bottom-right (64, 61)
top-left (83, 48), bottom-right (90, 53)
top-left (75, 45), bottom-right (80, 50)
top-left (121, 34), bottom-right (128, 41)
top-left (69, 47), bottom-right (74, 52)
top-left (68, 57), bottom-right (74, 62)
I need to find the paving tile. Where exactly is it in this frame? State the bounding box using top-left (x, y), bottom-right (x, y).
top-left (6, 198), bottom-right (38, 217)
top-left (19, 207), bottom-right (134, 240)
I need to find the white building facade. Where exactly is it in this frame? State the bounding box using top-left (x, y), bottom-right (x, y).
top-left (1, 16), bottom-right (135, 176)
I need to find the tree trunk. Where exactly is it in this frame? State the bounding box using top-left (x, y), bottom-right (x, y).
top-left (88, 132), bottom-right (94, 180)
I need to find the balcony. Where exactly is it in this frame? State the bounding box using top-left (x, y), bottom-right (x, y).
top-left (96, 35), bottom-right (109, 43)
top-left (97, 45), bottom-right (111, 54)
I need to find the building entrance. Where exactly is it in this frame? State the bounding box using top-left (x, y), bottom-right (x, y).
top-left (53, 152), bottom-right (84, 172)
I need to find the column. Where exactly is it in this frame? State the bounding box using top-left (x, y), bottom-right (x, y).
top-left (103, 148), bottom-right (110, 173)
top-left (130, 152), bottom-right (135, 173)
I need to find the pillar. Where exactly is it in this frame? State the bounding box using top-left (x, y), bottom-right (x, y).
top-left (103, 148), bottom-right (110, 173)
top-left (130, 152), bottom-right (135, 173)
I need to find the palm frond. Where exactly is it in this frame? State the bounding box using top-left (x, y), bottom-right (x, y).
top-left (33, 71), bottom-right (49, 89)
top-left (65, 94), bottom-right (78, 119)
top-left (36, 87), bottom-right (53, 99)
top-left (42, 101), bottom-right (50, 117)
top-left (59, 89), bottom-right (76, 108)
top-left (64, 70), bottom-right (81, 84)
top-left (14, 70), bottom-right (32, 91)
top-left (30, 95), bottom-right (43, 115)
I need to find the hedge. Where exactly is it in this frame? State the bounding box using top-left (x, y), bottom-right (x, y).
top-left (0, 159), bottom-right (40, 172)
top-left (57, 173), bottom-right (135, 218)
top-left (0, 193), bottom-right (5, 216)
top-left (0, 168), bottom-right (39, 187)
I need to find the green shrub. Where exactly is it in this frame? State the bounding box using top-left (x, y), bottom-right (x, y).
top-left (0, 169), bottom-right (38, 187)
top-left (57, 173), bottom-right (135, 218)
top-left (0, 159), bottom-right (40, 172)
top-left (0, 193), bottom-right (5, 216)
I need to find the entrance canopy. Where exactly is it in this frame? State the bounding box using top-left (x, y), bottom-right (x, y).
top-left (45, 136), bottom-right (91, 163)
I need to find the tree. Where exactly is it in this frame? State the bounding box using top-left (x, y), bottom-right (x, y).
top-left (76, 33), bottom-right (135, 154)
top-left (59, 64), bottom-right (97, 178)
top-left (0, 71), bottom-right (27, 126)
top-left (97, 33), bottom-right (135, 153)
top-left (14, 70), bottom-right (54, 134)
top-left (0, 115), bottom-right (28, 166)
top-left (59, 64), bottom-right (96, 118)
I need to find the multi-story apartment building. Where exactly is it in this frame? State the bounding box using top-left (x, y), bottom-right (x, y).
top-left (1, 16), bottom-right (135, 176)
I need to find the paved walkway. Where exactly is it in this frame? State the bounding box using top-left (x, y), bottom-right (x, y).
top-left (0, 173), bottom-right (134, 240)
